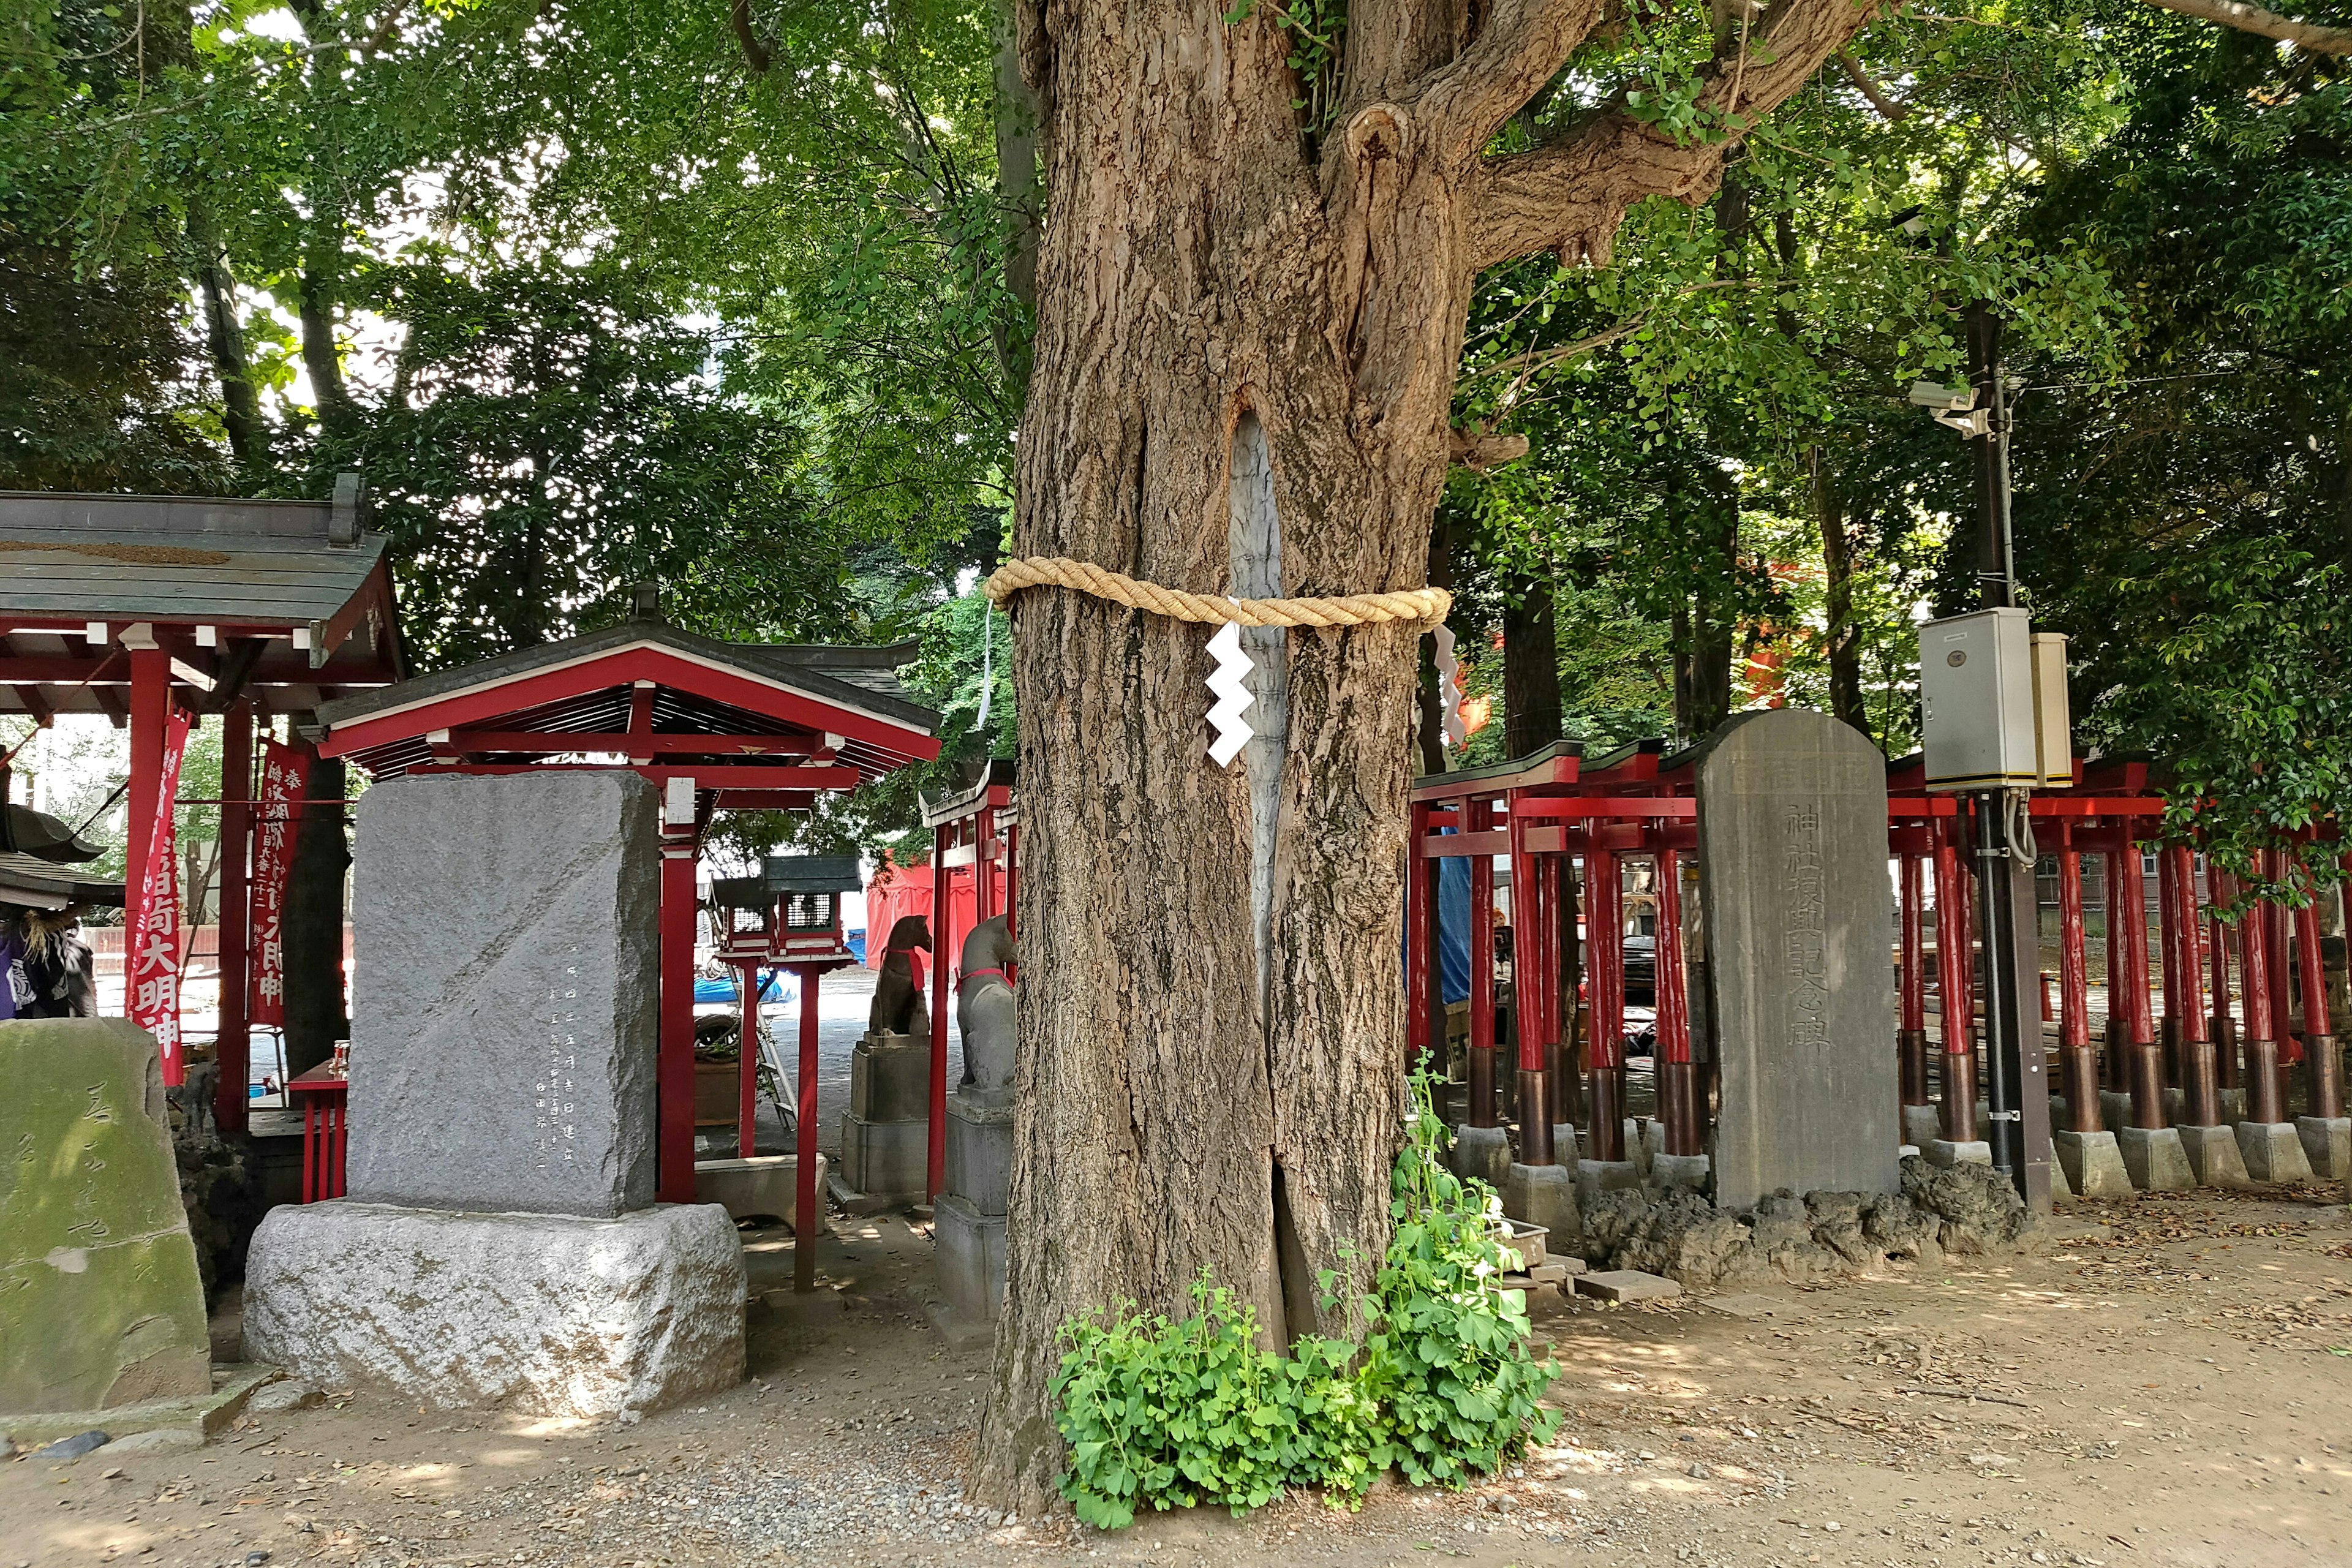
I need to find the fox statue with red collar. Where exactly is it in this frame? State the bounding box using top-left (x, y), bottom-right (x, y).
top-left (867, 915), bottom-right (932, 1040)
top-left (956, 914), bottom-right (1016, 1101)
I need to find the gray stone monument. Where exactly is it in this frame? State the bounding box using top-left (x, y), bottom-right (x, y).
top-left (1698, 710), bottom-right (1902, 1210)
top-left (243, 772), bottom-right (745, 1419)
top-left (1, 1019), bottom-right (211, 1419)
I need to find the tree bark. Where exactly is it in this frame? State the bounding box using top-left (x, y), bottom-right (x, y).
top-left (186, 207), bottom-right (266, 470)
top-left (1502, 571), bottom-right (1563, 760)
top-left (1811, 446), bottom-right (1868, 738)
top-left (978, 0), bottom-right (1883, 1509)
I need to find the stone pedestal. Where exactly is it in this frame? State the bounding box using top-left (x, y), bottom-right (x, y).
top-left (945, 1093), bottom-right (1013, 1216)
top-left (2098, 1090), bottom-right (2135, 1137)
top-left (2048, 1155), bottom-right (2073, 1201)
top-left (694, 1154), bottom-right (825, 1225)
top-left (1902, 1104), bottom-right (1942, 1148)
top-left (243, 1200), bottom-right (745, 1419)
top-left (933, 1194), bottom-right (1005, 1325)
top-left (1450, 1123), bottom-right (1512, 1191)
top-left (851, 1031), bottom-right (930, 1121)
top-left (2116, 1126), bottom-right (2194, 1191)
top-left (2236, 1121), bottom-right (2315, 1184)
top-left (2052, 1129), bottom-right (2133, 1199)
top-left (2177, 1125), bottom-right (2252, 1188)
top-left (1575, 1158), bottom-right (1642, 1210)
top-left (1923, 1139), bottom-right (1992, 1168)
top-left (2296, 1116), bottom-right (2351, 1179)
top-left (1, 1020), bottom-right (211, 1419)
top-left (1502, 1162), bottom-right (1578, 1243)
top-left (1551, 1123), bottom-right (1581, 1166)
top-left (835, 1032), bottom-right (931, 1208)
top-left (1649, 1153), bottom-right (1712, 1196)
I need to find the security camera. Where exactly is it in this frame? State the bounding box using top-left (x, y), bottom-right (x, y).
top-left (1907, 381), bottom-right (1977, 413)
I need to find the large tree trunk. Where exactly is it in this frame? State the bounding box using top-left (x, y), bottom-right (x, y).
top-left (1502, 571), bottom-right (1563, 760)
top-left (977, 0), bottom-right (1882, 1510)
top-left (1810, 446), bottom-right (1869, 737)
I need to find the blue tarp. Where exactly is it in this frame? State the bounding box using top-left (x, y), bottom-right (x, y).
top-left (693, 973), bottom-right (788, 1006)
top-left (1401, 826), bottom-right (1474, 1006)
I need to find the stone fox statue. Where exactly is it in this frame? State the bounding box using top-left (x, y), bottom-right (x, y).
top-left (956, 914), bottom-right (1016, 1098)
top-left (867, 914), bottom-right (932, 1039)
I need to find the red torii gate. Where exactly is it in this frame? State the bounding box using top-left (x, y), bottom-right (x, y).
top-left (314, 615), bottom-right (940, 1204)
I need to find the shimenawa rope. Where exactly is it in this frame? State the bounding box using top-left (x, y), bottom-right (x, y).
top-left (981, 556), bottom-right (1451, 630)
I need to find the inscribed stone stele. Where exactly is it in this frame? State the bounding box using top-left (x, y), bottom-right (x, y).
top-left (0, 1019), bottom-right (211, 1414)
top-left (1697, 709), bottom-right (1901, 1209)
top-left (344, 771), bottom-right (660, 1218)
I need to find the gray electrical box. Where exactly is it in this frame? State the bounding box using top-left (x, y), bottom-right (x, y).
top-left (1920, 608), bottom-right (2039, 792)
top-left (2030, 631), bottom-right (2073, 787)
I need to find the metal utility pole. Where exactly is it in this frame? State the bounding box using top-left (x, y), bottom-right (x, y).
top-left (1963, 306), bottom-right (2051, 1205)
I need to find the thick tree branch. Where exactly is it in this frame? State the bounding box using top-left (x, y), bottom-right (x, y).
top-left (1411, 0), bottom-right (1611, 167)
top-left (730, 0), bottom-right (771, 74)
top-left (2136, 0), bottom-right (2352, 51)
top-left (1468, 0), bottom-right (1882, 269)
top-left (1837, 50), bottom-right (1909, 119)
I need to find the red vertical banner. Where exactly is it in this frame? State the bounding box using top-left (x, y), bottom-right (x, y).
top-left (127, 707), bottom-right (193, 1083)
top-left (248, 739), bottom-right (311, 1028)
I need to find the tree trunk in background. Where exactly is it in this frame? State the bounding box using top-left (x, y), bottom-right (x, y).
top-left (187, 203), bottom-right (266, 472)
top-left (1502, 571), bottom-right (1563, 761)
top-left (1811, 447), bottom-right (1869, 738)
top-left (281, 751), bottom-right (349, 1077)
top-left (976, 0), bottom-right (1886, 1509)
top-left (1673, 458), bottom-right (1739, 740)
top-left (1416, 516), bottom-right (1458, 777)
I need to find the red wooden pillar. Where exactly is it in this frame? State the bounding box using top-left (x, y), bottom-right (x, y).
top-left (1506, 795), bottom-right (1551, 1164)
top-left (2056, 824), bottom-right (2097, 1131)
top-left (2119, 840), bottom-right (2165, 1129)
top-left (1406, 799), bottom-right (1436, 1071)
top-left (2241, 867), bottom-right (2283, 1125)
top-left (2101, 848), bottom-right (2127, 1090)
top-left (927, 823), bottom-right (951, 1202)
top-left (736, 960), bottom-right (763, 1158)
top-left (2209, 864), bottom-right (2241, 1090)
top-left (794, 962), bottom-right (823, 1292)
top-left (1656, 845), bottom-right (1700, 1157)
top-left (2266, 858), bottom-right (2295, 1108)
top-left (2294, 849), bottom-right (2342, 1118)
top-left (1934, 821), bottom-right (1977, 1140)
top-left (1586, 845), bottom-right (1625, 1162)
top-left (216, 699), bottom-right (254, 1134)
top-left (1467, 796), bottom-right (1498, 1129)
top-left (123, 635), bottom-right (168, 1023)
top-left (2171, 845), bottom-right (2219, 1126)
top-left (1540, 848), bottom-right (1569, 1130)
top-left (657, 825), bottom-right (699, 1203)
top-left (1898, 847), bottom-right (1929, 1109)
top-left (2157, 843), bottom-right (2184, 1085)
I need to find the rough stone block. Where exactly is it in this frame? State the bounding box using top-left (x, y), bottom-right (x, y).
top-left (1551, 1123), bottom-right (1581, 1166)
top-left (933, 1192), bottom-right (1005, 1326)
top-left (1574, 1268), bottom-right (1682, 1303)
top-left (2219, 1088), bottom-right (2248, 1126)
top-left (2116, 1126), bottom-right (2194, 1191)
top-left (2177, 1124), bottom-right (2252, 1189)
top-left (2098, 1091), bottom-right (2136, 1136)
top-left (694, 1154), bottom-right (823, 1225)
top-left (850, 1034), bottom-right (931, 1123)
top-left (2052, 1129), bottom-right (2133, 1199)
top-left (1698, 710), bottom-right (1901, 1209)
top-left (1450, 1123), bottom-right (1512, 1192)
top-left (945, 1092), bottom-right (1013, 1216)
top-left (0, 1019), bottom-right (209, 1415)
top-left (2236, 1121), bottom-right (2315, 1185)
top-left (2047, 1155), bottom-right (2073, 1202)
top-left (1902, 1104), bottom-right (1943, 1148)
top-left (1650, 1153), bottom-right (1712, 1196)
top-left (243, 1199), bottom-right (744, 1419)
top-left (2296, 1117), bottom-right (2351, 1180)
top-left (1576, 1158), bottom-right (1642, 1212)
top-left (1923, 1139), bottom-right (1992, 1168)
top-left (839, 1114), bottom-right (928, 1204)
top-left (346, 772), bottom-right (660, 1219)
top-left (1503, 1162), bottom-right (1579, 1246)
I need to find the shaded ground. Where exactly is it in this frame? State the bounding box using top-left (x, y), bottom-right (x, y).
top-left (9, 1183), bottom-right (2352, 1568)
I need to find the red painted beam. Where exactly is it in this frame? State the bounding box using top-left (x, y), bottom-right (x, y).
top-left (444, 728), bottom-right (828, 755)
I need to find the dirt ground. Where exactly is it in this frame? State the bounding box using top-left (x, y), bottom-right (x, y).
top-left (10, 1181), bottom-right (2352, 1568)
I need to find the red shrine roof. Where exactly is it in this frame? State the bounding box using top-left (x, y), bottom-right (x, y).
top-left (312, 619), bottom-right (941, 810)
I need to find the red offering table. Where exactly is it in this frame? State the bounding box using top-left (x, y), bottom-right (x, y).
top-left (288, 1065), bottom-right (349, 1202)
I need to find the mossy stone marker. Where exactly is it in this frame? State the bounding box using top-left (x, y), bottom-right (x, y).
top-left (1, 1019), bottom-right (210, 1415)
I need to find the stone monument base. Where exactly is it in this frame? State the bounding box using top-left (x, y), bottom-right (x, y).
top-left (2116, 1126), bottom-right (2193, 1191)
top-left (837, 1113), bottom-right (929, 1208)
top-left (2060, 1133), bottom-right (2135, 1194)
top-left (2296, 1116), bottom-right (2350, 1179)
top-left (1450, 1124), bottom-right (1512, 1190)
top-left (1502, 1162), bottom-right (1578, 1242)
top-left (933, 1193), bottom-right (1005, 1330)
top-left (243, 1200), bottom-right (745, 1419)
top-left (2236, 1121), bottom-right (2314, 1184)
top-left (946, 1092), bottom-right (1013, 1216)
top-left (2177, 1124), bottom-right (2252, 1188)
